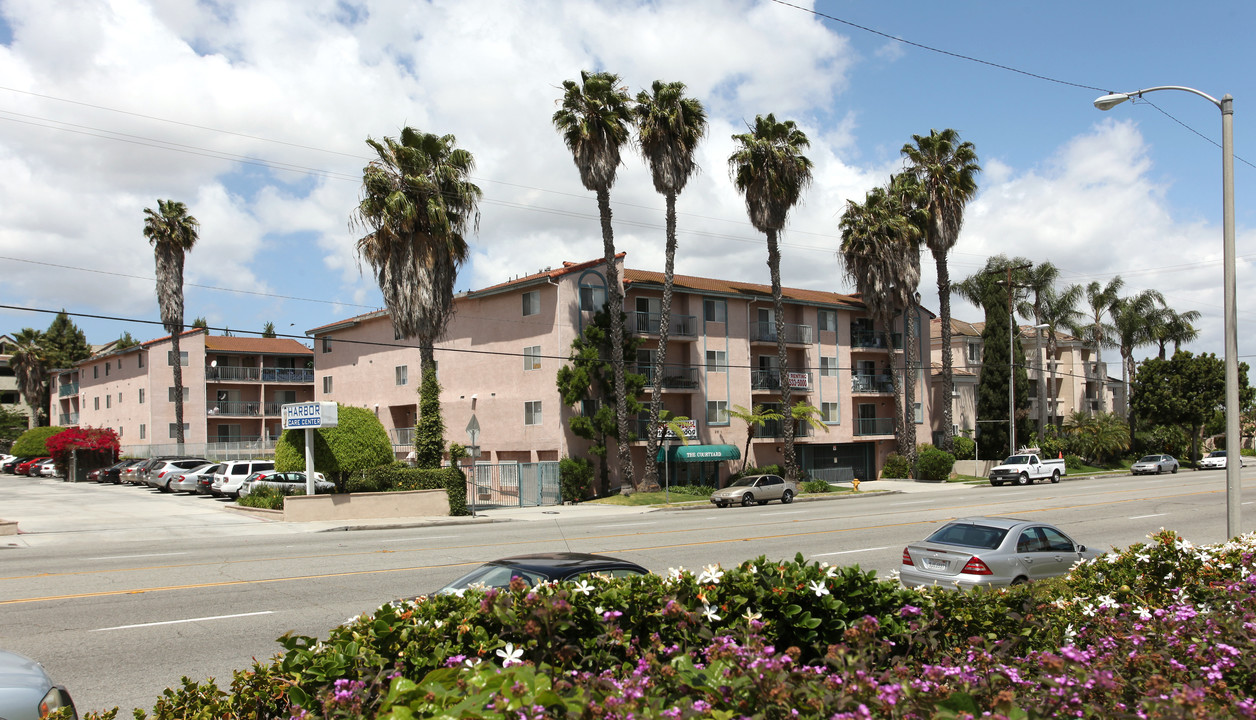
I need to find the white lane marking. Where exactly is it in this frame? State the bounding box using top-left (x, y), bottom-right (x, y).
top-left (1244, 502), bottom-right (1254, 506)
top-left (775, 511), bottom-right (807, 516)
top-left (601, 522), bottom-right (657, 528)
top-left (812, 546), bottom-right (891, 557)
top-left (898, 500), bottom-right (935, 505)
top-left (92, 611), bottom-right (274, 632)
top-left (88, 552), bottom-right (189, 560)
top-left (1129, 513), bottom-right (1168, 520)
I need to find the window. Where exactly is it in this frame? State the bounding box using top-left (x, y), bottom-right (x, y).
top-left (822, 402), bottom-right (839, 423)
top-left (705, 350), bottom-right (727, 372)
top-left (524, 400), bottom-right (542, 426)
top-left (523, 346), bottom-right (541, 371)
top-left (706, 400), bottom-right (729, 425)
top-left (321, 337), bottom-right (332, 353)
top-left (818, 309), bottom-right (837, 333)
top-left (106, 395), bottom-right (111, 409)
top-left (323, 376), bottom-right (333, 394)
top-left (703, 298), bottom-right (727, 323)
top-left (117, 392), bottom-right (122, 404)
top-left (820, 356), bottom-right (838, 377)
top-left (579, 282), bottom-right (606, 311)
top-left (967, 343), bottom-right (981, 364)
top-left (168, 387), bottom-right (191, 402)
top-left (139, 388), bottom-right (145, 404)
top-left (522, 290), bottom-right (540, 317)
top-left (105, 362), bottom-right (110, 376)
top-left (167, 351), bottom-right (189, 366)
top-left (93, 366), bottom-right (99, 379)
top-left (168, 423), bottom-right (190, 438)
top-left (395, 365), bottom-right (408, 386)
top-left (94, 397), bottom-right (99, 410)
top-left (139, 424), bottom-right (146, 440)
top-left (138, 353), bottom-right (144, 368)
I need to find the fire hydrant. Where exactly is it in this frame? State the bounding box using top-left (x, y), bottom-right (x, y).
top-left (852, 479), bottom-right (861, 492)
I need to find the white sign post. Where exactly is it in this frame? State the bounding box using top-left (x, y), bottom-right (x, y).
top-left (465, 415), bottom-right (480, 516)
top-left (282, 402), bottom-right (339, 495)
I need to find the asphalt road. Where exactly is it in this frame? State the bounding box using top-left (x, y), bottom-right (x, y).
top-left (1, 469), bottom-right (1250, 715)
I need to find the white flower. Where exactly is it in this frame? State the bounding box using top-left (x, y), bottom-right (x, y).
top-left (1137, 607), bottom-right (1152, 620)
top-left (823, 564), bottom-right (837, 579)
top-left (1080, 603), bottom-right (1097, 617)
top-left (1097, 594), bottom-right (1117, 609)
top-left (463, 657), bottom-right (481, 669)
top-left (808, 580), bottom-right (830, 597)
top-left (434, 620), bottom-right (444, 629)
top-left (450, 588), bottom-right (468, 598)
top-left (1064, 624), bottom-right (1077, 640)
top-left (496, 643), bottom-right (524, 667)
top-left (702, 604), bottom-right (721, 622)
top-left (743, 609), bottom-right (762, 623)
top-left (594, 606), bottom-right (604, 615)
top-left (571, 579), bottom-right (595, 596)
top-left (698, 564), bottom-right (724, 585)
top-left (667, 567), bottom-right (685, 581)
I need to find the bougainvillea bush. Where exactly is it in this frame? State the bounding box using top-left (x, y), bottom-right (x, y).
top-left (46, 426), bottom-right (118, 477)
top-left (83, 531), bottom-right (1256, 720)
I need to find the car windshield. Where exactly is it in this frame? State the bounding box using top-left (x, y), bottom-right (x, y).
top-left (728, 477), bottom-right (759, 487)
top-left (1138, 456), bottom-right (1161, 463)
top-left (1003, 456), bottom-right (1029, 465)
top-left (440, 563), bottom-right (548, 593)
top-left (925, 523), bottom-right (1009, 550)
top-left (1210, 451), bottom-right (1226, 458)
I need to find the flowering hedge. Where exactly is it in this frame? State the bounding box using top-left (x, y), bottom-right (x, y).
top-left (83, 530), bottom-right (1256, 720)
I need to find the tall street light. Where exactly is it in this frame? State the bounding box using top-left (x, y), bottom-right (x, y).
top-left (1094, 87), bottom-right (1239, 539)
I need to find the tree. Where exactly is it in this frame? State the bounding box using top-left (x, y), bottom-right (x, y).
top-left (262, 321), bottom-right (277, 339)
top-left (0, 405), bottom-right (30, 448)
top-left (1130, 351), bottom-right (1254, 464)
top-left (43, 310), bottom-right (91, 370)
top-left (274, 405), bottom-right (394, 489)
top-left (729, 113), bottom-right (814, 482)
top-left (1016, 263), bottom-right (1060, 442)
top-left (9, 328), bottom-right (48, 426)
top-left (555, 309), bottom-right (645, 495)
top-left (414, 365), bottom-right (445, 468)
top-left (115, 331), bottom-right (140, 350)
top-left (1150, 307), bottom-right (1201, 360)
top-left (728, 404), bottom-right (783, 474)
top-left (901, 129), bottom-right (980, 453)
top-left (634, 79), bottom-right (707, 493)
top-left (191, 317), bottom-right (208, 329)
top-left (11, 425), bottom-right (66, 457)
top-left (353, 126), bottom-right (481, 381)
top-left (1063, 411), bottom-right (1130, 465)
top-left (144, 199), bottom-right (199, 448)
top-left (553, 70), bottom-right (636, 489)
top-left (1037, 283), bottom-right (1085, 434)
top-left (1082, 278), bottom-right (1123, 413)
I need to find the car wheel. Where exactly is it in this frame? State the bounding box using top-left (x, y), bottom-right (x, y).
top-left (1172, 465), bottom-right (1178, 474)
top-left (1051, 470), bottom-right (1060, 484)
top-left (741, 492), bottom-right (754, 507)
top-left (781, 489), bottom-right (794, 504)
top-left (1010, 576), bottom-right (1029, 586)
top-left (1156, 466), bottom-right (1163, 475)
top-left (1017, 472), bottom-right (1030, 486)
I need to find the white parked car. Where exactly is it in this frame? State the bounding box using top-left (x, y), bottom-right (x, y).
top-left (36, 459), bottom-right (60, 478)
top-left (238, 471), bottom-right (331, 497)
top-left (1197, 450), bottom-right (1244, 470)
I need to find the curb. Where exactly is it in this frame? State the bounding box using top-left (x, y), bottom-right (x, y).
top-left (317, 516), bottom-right (495, 532)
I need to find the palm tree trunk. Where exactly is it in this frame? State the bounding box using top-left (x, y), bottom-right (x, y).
top-left (1037, 333), bottom-right (1047, 443)
top-left (596, 186), bottom-right (635, 491)
top-left (1047, 335), bottom-right (1059, 437)
top-left (766, 229), bottom-right (796, 481)
top-left (934, 249), bottom-right (955, 452)
top-left (1093, 325), bottom-right (1106, 414)
top-left (641, 192), bottom-right (678, 493)
top-left (883, 321), bottom-right (906, 460)
top-left (172, 329), bottom-right (185, 452)
top-left (903, 303), bottom-right (918, 473)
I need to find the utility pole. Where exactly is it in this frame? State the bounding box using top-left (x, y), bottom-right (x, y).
top-left (990, 264), bottom-right (1032, 457)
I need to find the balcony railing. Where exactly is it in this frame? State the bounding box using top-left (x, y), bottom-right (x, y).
top-left (262, 368), bottom-right (314, 383)
top-left (390, 427), bottom-right (415, 445)
top-left (206, 367), bottom-right (314, 383)
top-left (206, 366), bottom-right (260, 382)
top-left (58, 382), bottom-right (79, 397)
top-left (854, 417), bottom-right (895, 436)
top-left (632, 363), bottom-right (700, 389)
top-left (1085, 362), bottom-right (1107, 380)
top-left (264, 401), bottom-right (286, 416)
top-left (750, 369), bottom-right (812, 392)
top-left (851, 331), bottom-right (903, 349)
top-left (58, 412), bottom-right (80, 425)
top-left (851, 374), bottom-right (894, 393)
top-left (753, 420), bottom-right (814, 439)
top-left (749, 321), bottom-right (813, 345)
top-left (207, 401), bottom-right (263, 417)
top-left (627, 312), bottom-right (698, 338)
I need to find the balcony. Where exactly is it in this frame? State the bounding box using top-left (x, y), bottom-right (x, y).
top-left (58, 412), bottom-right (80, 425)
top-left (390, 427), bottom-right (415, 445)
top-left (206, 367), bottom-right (314, 383)
top-left (749, 321), bottom-right (812, 345)
top-left (1085, 362), bottom-right (1107, 380)
top-left (851, 374), bottom-right (894, 394)
top-left (58, 382), bottom-right (79, 397)
top-left (750, 369), bottom-right (812, 392)
top-left (851, 331), bottom-right (902, 350)
top-left (753, 419), bottom-right (814, 439)
top-left (207, 400), bottom-right (263, 417)
top-left (854, 417), bottom-right (894, 436)
top-left (262, 368), bottom-right (314, 383)
top-left (627, 312), bottom-right (698, 338)
top-left (633, 363), bottom-right (700, 390)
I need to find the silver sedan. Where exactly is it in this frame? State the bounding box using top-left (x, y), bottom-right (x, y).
top-left (1131, 454), bottom-right (1179, 475)
top-left (899, 516), bottom-right (1101, 590)
top-left (709, 474), bottom-right (796, 508)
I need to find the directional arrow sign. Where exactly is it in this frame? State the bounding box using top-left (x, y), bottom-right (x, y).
top-left (466, 414), bottom-right (480, 446)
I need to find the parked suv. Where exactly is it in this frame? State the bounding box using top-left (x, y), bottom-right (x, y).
top-left (211, 460), bottom-right (275, 498)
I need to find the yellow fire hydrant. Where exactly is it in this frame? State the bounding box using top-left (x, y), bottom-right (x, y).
top-left (852, 478), bottom-right (861, 492)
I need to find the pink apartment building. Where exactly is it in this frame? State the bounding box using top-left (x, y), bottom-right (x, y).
top-left (49, 330), bottom-right (315, 457)
top-left (308, 255), bottom-right (930, 487)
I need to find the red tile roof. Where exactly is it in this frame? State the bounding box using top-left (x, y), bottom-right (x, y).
top-left (204, 336), bottom-right (312, 354)
top-left (623, 269), bottom-right (866, 308)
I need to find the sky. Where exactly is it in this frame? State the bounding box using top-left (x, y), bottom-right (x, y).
top-left (0, 0), bottom-right (1251, 371)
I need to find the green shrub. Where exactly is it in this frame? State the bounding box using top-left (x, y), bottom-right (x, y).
top-left (800, 479), bottom-right (830, 493)
top-left (11, 426), bottom-right (66, 457)
top-left (1064, 453), bottom-right (1084, 471)
top-left (951, 436), bottom-right (976, 460)
top-left (880, 453), bottom-right (910, 479)
top-left (559, 456), bottom-right (593, 503)
top-left (236, 484), bottom-right (303, 510)
top-left (1242, 448), bottom-right (1256, 457)
top-left (274, 405), bottom-right (394, 488)
top-left (669, 483), bottom-right (713, 497)
top-left (916, 444), bottom-right (956, 482)
top-left (347, 464), bottom-right (468, 516)
top-left (731, 464), bottom-right (784, 481)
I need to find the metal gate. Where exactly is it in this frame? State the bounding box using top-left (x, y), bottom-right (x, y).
top-left (466, 461), bottom-right (561, 508)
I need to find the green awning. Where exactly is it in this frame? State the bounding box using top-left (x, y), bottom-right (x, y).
top-left (656, 444), bottom-right (741, 462)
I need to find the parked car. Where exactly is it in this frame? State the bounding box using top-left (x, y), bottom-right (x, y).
top-left (97, 459), bottom-right (138, 484)
top-left (432, 552), bottom-right (648, 596)
top-left (899, 516), bottom-right (1101, 591)
top-left (238, 470), bottom-right (331, 498)
top-left (0, 649), bottom-right (76, 720)
top-left (168, 463), bottom-right (221, 494)
top-left (1197, 450), bottom-right (1244, 470)
top-left (16, 457), bottom-right (49, 476)
top-left (148, 458), bottom-right (214, 491)
top-left (987, 454), bottom-right (1066, 486)
top-left (1131, 454), bottom-right (1179, 475)
top-left (709, 474), bottom-right (796, 508)
top-left (211, 460), bottom-right (275, 498)
top-left (36, 459), bottom-right (60, 478)
top-left (1, 456), bottom-right (30, 473)
top-left (118, 459), bottom-right (150, 484)
top-left (86, 468), bottom-right (101, 482)
top-left (134, 456), bottom-right (204, 487)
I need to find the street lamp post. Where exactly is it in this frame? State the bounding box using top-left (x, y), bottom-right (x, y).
top-left (1094, 87), bottom-right (1239, 538)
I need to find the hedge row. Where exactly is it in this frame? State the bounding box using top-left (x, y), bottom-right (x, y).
top-left (346, 464), bottom-right (468, 516)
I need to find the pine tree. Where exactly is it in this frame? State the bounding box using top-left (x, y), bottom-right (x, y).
top-left (974, 279), bottom-right (1032, 459)
top-left (43, 310), bottom-right (91, 370)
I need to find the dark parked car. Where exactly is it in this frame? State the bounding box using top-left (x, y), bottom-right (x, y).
top-left (100, 459), bottom-right (143, 484)
top-left (16, 457), bottom-right (50, 476)
top-left (433, 552), bottom-right (649, 596)
top-left (1, 456), bottom-right (32, 474)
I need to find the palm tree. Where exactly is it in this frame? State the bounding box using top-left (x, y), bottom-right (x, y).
top-left (352, 127), bottom-right (482, 376)
top-left (9, 328), bottom-right (46, 426)
top-left (1151, 307), bottom-right (1202, 359)
top-left (1082, 278), bottom-right (1123, 413)
top-left (901, 129), bottom-right (980, 453)
top-left (1016, 262), bottom-right (1061, 441)
top-left (729, 114), bottom-right (814, 482)
top-left (553, 70), bottom-right (636, 489)
top-left (1111, 289), bottom-right (1166, 410)
top-left (1037, 283), bottom-right (1085, 434)
top-left (634, 80), bottom-right (707, 492)
top-left (144, 199), bottom-right (199, 448)
top-left (728, 404), bottom-right (783, 474)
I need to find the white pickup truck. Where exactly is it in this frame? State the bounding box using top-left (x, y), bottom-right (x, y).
top-left (988, 454), bottom-right (1066, 486)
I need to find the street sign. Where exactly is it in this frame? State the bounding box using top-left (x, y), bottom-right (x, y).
top-left (655, 418), bottom-right (698, 440)
top-left (281, 401), bottom-right (339, 430)
top-left (466, 414), bottom-right (480, 446)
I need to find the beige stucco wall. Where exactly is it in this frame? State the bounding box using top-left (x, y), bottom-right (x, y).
top-left (282, 488), bottom-right (450, 521)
